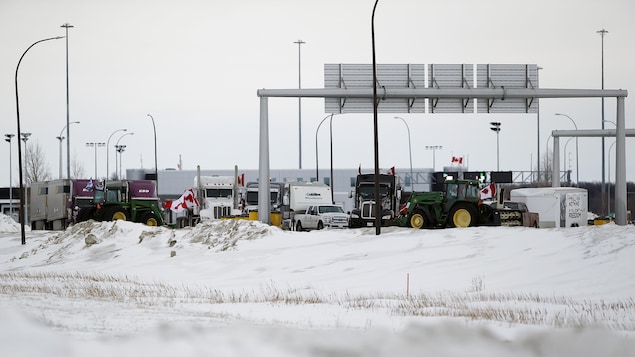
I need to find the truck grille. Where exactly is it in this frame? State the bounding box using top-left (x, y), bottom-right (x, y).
top-left (213, 206), bottom-right (232, 219)
top-left (332, 216), bottom-right (348, 224)
top-left (361, 202), bottom-right (376, 219)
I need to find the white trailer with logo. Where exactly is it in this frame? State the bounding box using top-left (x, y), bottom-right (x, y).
top-left (510, 187), bottom-right (588, 228)
top-left (281, 182), bottom-right (333, 230)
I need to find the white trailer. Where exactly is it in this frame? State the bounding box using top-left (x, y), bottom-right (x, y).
top-left (510, 187), bottom-right (588, 228)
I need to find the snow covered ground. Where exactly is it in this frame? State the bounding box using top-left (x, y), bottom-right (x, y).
top-left (1, 213), bottom-right (634, 356)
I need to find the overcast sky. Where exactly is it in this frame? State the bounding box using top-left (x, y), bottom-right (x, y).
top-left (1, 0), bottom-right (634, 185)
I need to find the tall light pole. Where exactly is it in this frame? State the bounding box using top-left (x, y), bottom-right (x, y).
top-left (490, 122), bottom-right (501, 171)
top-left (554, 113), bottom-right (579, 184)
top-left (598, 28), bottom-right (608, 215)
top-left (56, 121), bottom-right (79, 179)
top-left (294, 39), bottom-right (305, 169)
top-left (106, 128), bottom-right (126, 180)
top-left (15, 35), bottom-right (64, 245)
top-left (315, 113), bottom-right (335, 181)
top-left (564, 137), bottom-right (574, 184)
top-left (147, 114), bottom-right (158, 189)
top-left (394, 117), bottom-right (413, 189)
top-left (115, 133), bottom-right (134, 179)
top-left (115, 145), bottom-right (127, 179)
top-left (61, 23), bottom-right (74, 179)
top-left (5, 134), bottom-right (15, 220)
top-left (536, 66), bottom-right (543, 183)
top-left (21, 133), bottom-right (31, 230)
top-left (86, 142), bottom-right (105, 179)
top-left (425, 145), bottom-right (442, 171)
top-left (371, 0), bottom-right (381, 234)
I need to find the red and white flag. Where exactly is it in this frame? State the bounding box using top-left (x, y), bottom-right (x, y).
top-left (480, 183), bottom-right (496, 200)
top-left (451, 156), bottom-right (464, 165)
top-left (164, 188), bottom-right (199, 212)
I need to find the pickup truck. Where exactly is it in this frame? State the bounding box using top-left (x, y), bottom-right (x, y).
top-left (490, 201), bottom-right (540, 228)
top-left (293, 204), bottom-right (349, 231)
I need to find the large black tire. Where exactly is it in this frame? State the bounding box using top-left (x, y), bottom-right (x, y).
top-left (409, 209), bottom-right (429, 229)
top-left (141, 211), bottom-right (160, 226)
top-left (76, 207), bottom-right (96, 223)
top-left (448, 203), bottom-right (477, 228)
top-left (104, 206), bottom-right (130, 222)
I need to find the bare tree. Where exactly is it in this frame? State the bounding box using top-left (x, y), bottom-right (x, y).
top-left (25, 140), bottom-right (52, 184)
top-left (539, 149), bottom-right (553, 185)
top-left (70, 151), bottom-right (86, 179)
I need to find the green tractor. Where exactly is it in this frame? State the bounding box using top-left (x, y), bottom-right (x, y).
top-left (76, 180), bottom-right (165, 226)
top-left (395, 179), bottom-right (499, 229)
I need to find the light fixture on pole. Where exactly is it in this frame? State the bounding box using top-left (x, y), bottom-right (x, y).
top-left (86, 142), bottom-right (105, 179)
top-left (147, 114), bottom-right (158, 190)
top-left (5, 134), bottom-right (15, 221)
top-left (490, 122), bottom-right (501, 171)
top-left (294, 39), bottom-right (305, 169)
top-left (115, 132), bottom-right (134, 179)
top-left (56, 121), bottom-right (79, 179)
top-left (15, 35), bottom-right (64, 245)
top-left (425, 145), bottom-right (442, 171)
top-left (394, 117), bottom-right (413, 188)
top-left (598, 28), bottom-right (608, 215)
top-left (61, 23), bottom-right (74, 179)
top-left (554, 113), bottom-right (579, 184)
top-left (106, 128), bottom-right (126, 180)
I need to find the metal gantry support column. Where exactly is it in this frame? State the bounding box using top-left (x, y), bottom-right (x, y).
top-left (614, 97), bottom-right (626, 225)
top-left (258, 96), bottom-right (270, 224)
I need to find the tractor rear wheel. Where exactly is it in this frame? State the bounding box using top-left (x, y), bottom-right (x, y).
top-left (141, 212), bottom-right (160, 226)
top-left (409, 209), bottom-right (428, 229)
top-left (449, 204), bottom-right (477, 228)
top-left (105, 206), bottom-right (130, 222)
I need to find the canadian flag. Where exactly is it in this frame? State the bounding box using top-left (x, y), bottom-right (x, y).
top-left (164, 188), bottom-right (199, 212)
top-left (237, 173), bottom-right (245, 187)
top-left (451, 156), bottom-right (464, 165)
top-left (480, 183), bottom-right (496, 200)
top-left (387, 166), bottom-right (395, 175)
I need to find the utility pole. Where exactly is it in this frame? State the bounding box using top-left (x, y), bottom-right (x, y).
top-left (294, 39), bottom-right (305, 169)
top-left (61, 23), bottom-right (74, 179)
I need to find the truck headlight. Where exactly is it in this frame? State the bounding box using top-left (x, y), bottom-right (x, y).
top-left (350, 213), bottom-right (360, 219)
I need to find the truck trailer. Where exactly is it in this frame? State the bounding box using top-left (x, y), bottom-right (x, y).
top-left (510, 187), bottom-right (588, 228)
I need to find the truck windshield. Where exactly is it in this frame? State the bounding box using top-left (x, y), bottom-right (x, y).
top-left (358, 184), bottom-right (389, 199)
top-left (246, 190), bottom-right (279, 205)
top-left (205, 188), bottom-right (233, 199)
top-left (93, 189), bottom-right (105, 204)
top-left (319, 206), bottom-right (344, 214)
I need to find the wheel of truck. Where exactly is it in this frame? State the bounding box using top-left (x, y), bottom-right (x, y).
top-left (141, 212), bottom-right (160, 226)
top-left (295, 221), bottom-right (303, 232)
top-left (449, 204), bottom-right (476, 228)
top-left (105, 206), bottom-right (130, 221)
top-left (409, 209), bottom-right (428, 229)
top-left (317, 221), bottom-right (324, 230)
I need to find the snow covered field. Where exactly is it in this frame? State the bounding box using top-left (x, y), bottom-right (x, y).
top-left (1, 214), bottom-right (634, 356)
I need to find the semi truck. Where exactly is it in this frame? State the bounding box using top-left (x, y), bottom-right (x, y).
top-left (194, 175), bottom-right (242, 219)
top-left (293, 204), bottom-right (349, 231)
top-left (76, 180), bottom-right (165, 226)
top-left (348, 173), bottom-right (401, 228)
top-left (510, 187), bottom-right (588, 227)
top-left (243, 181), bottom-right (285, 214)
top-left (29, 179), bottom-right (98, 230)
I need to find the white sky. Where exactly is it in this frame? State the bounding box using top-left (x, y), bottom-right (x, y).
top-left (1, 0), bottom-right (634, 185)
top-left (1, 216), bottom-right (635, 355)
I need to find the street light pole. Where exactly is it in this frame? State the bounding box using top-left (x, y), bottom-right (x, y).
top-left (490, 122), bottom-right (501, 171)
top-left (4, 134), bottom-right (15, 220)
top-left (57, 121), bottom-right (79, 179)
top-left (115, 133), bottom-right (134, 179)
top-left (86, 142), bottom-right (105, 179)
top-left (294, 39), bottom-right (305, 170)
top-left (394, 117), bottom-right (413, 189)
top-left (21, 133), bottom-right (31, 229)
top-left (106, 129), bottom-right (127, 180)
top-left (555, 113), bottom-right (579, 184)
top-left (147, 114), bottom-right (158, 190)
top-left (61, 23), bottom-right (74, 179)
top-left (15, 35), bottom-right (64, 245)
top-left (598, 28), bottom-right (608, 215)
top-left (315, 114), bottom-right (336, 181)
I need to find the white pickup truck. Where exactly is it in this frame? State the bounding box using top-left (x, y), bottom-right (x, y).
top-left (293, 204), bottom-right (349, 231)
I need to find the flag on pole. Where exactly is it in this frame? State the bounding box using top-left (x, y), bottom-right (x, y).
top-left (164, 188), bottom-right (199, 212)
top-left (480, 183), bottom-right (496, 200)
